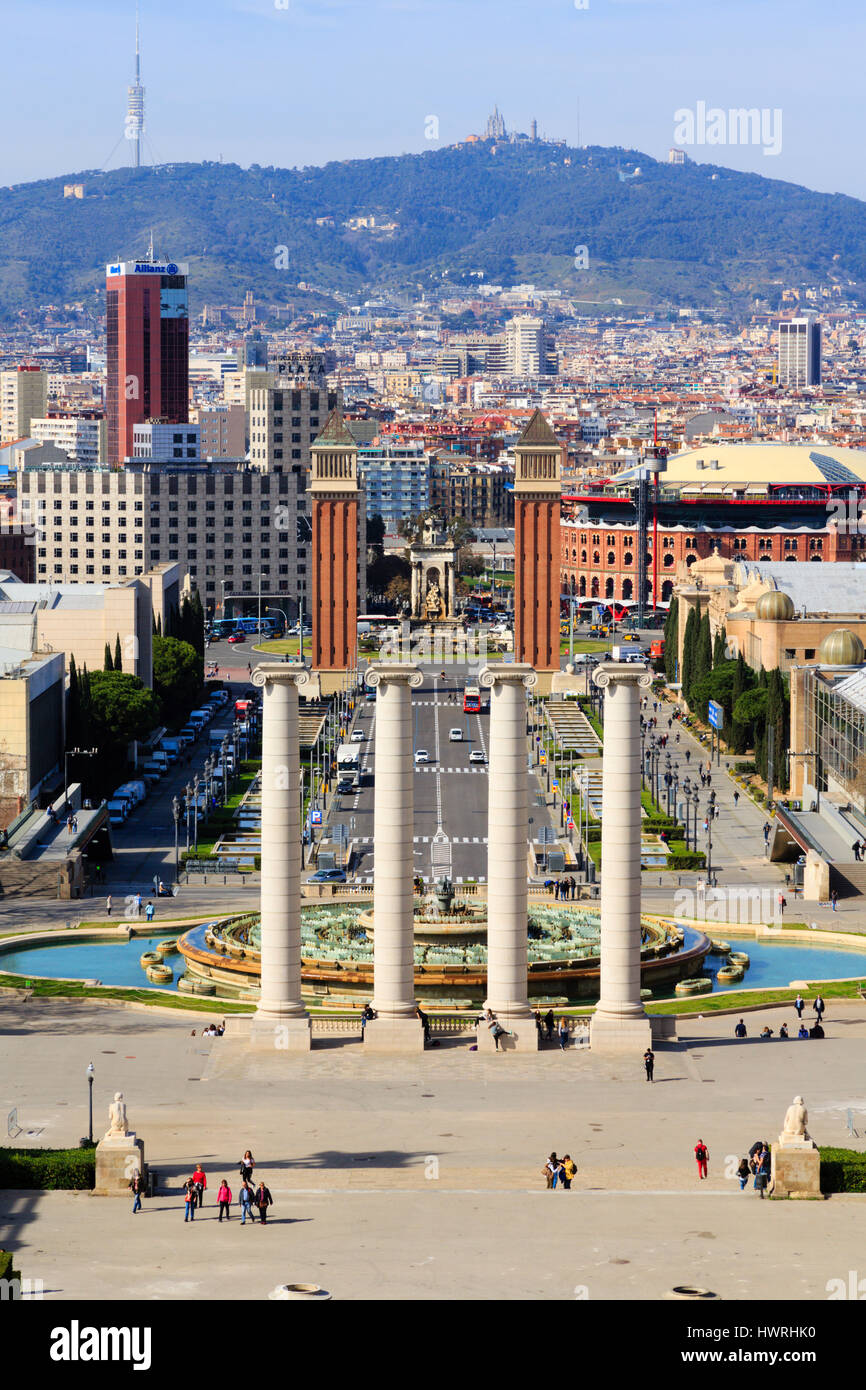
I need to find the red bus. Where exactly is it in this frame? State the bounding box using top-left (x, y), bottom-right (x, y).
top-left (234, 698), bottom-right (253, 723)
top-left (463, 684), bottom-right (481, 714)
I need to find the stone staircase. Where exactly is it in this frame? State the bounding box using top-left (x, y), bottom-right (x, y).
top-left (545, 700), bottom-right (601, 757)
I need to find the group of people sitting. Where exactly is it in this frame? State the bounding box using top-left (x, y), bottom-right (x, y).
top-left (191, 1021), bottom-right (225, 1038)
top-left (735, 1017), bottom-right (824, 1040)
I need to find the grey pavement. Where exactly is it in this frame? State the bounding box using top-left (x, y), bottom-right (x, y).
top-left (3, 995), bottom-right (866, 1300)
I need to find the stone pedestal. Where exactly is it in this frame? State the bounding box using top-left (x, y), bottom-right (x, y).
top-left (771, 1139), bottom-right (822, 1198)
top-left (478, 665), bottom-right (539, 1050)
top-left (590, 662), bottom-right (654, 1058)
top-left (364, 663), bottom-right (425, 1052)
top-left (363, 1017), bottom-right (425, 1052)
top-left (95, 1134), bottom-right (146, 1195)
top-left (251, 665), bottom-right (312, 1049)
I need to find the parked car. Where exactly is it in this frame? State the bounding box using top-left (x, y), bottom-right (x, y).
top-left (308, 868), bottom-right (347, 883)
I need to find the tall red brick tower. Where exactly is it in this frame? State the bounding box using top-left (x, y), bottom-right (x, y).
top-left (514, 410), bottom-right (562, 684)
top-left (311, 409), bottom-right (360, 691)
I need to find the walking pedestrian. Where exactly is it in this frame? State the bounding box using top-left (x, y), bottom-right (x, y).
top-left (217, 1179), bottom-right (232, 1221)
top-left (685, 749), bottom-right (691, 764)
top-left (183, 1179), bottom-right (196, 1222)
top-left (755, 1147), bottom-right (771, 1198)
top-left (831, 889), bottom-right (838, 912)
top-left (736, 1158), bottom-right (750, 1191)
top-left (644, 1047), bottom-right (655, 1082)
top-left (853, 841), bottom-right (862, 862)
top-left (558, 1016), bottom-right (569, 1050)
top-left (544, 1009), bottom-right (555, 1041)
top-left (814, 994), bottom-right (825, 1023)
top-left (239, 1181), bottom-right (255, 1224)
top-left (694, 1139), bottom-right (709, 1179)
top-left (794, 993), bottom-right (804, 1018)
top-left (733, 790), bottom-right (739, 806)
top-left (238, 1150), bottom-right (255, 1183)
top-left (255, 1179), bottom-right (273, 1225)
top-left (560, 1155), bottom-right (576, 1190)
top-left (106, 895), bottom-right (112, 916)
top-left (129, 1171), bottom-right (143, 1213)
top-left (145, 901), bottom-right (154, 922)
top-left (191, 1163), bottom-right (207, 1208)
top-left (543, 1153), bottom-right (562, 1190)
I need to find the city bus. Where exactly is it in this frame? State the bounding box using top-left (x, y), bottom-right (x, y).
top-left (463, 684), bottom-right (481, 714)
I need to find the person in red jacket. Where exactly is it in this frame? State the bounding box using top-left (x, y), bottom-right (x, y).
top-left (217, 1179), bottom-right (233, 1221)
top-left (694, 1139), bottom-right (709, 1179)
top-left (192, 1164), bottom-right (207, 1208)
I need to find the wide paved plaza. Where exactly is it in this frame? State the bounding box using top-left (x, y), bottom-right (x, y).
top-left (3, 996), bottom-right (866, 1301)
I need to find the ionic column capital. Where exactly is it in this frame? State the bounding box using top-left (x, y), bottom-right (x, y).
top-left (252, 664), bottom-right (312, 692)
top-left (479, 663), bottom-right (538, 691)
top-left (592, 661), bottom-right (653, 692)
top-left (365, 663), bottom-right (423, 690)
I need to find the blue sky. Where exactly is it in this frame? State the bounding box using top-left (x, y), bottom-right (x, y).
top-left (3, 0), bottom-right (864, 200)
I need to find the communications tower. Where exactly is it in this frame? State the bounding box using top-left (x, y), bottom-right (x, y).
top-left (125, 4), bottom-right (145, 168)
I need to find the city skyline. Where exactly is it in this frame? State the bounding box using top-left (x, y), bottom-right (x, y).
top-left (3, 0), bottom-right (866, 201)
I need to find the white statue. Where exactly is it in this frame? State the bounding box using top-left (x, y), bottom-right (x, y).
top-left (105, 1091), bottom-right (129, 1138)
top-left (781, 1095), bottom-right (810, 1142)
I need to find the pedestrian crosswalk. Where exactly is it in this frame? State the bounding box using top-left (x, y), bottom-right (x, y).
top-left (353, 874), bottom-right (487, 886)
top-left (352, 835), bottom-right (487, 845)
top-left (414, 766), bottom-right (486, 775)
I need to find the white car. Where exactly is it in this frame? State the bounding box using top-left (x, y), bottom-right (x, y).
top-left (469, 749), bottom-right (485, 764)
top-left (350, 729), bottom-right (365, 742)
top-left (448, 728), bottom-right (463, 742)
top-left (414, 749), bottom-right (430, 764)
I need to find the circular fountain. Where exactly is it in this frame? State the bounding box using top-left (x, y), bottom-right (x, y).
top-left (176, 881), bottom-right (711, 1006)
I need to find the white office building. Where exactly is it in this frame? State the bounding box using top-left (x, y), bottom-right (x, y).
top-left (778, 317), bottom-right (822, 388)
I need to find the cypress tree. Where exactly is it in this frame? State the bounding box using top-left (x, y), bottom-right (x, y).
top-left (664, 596), bottom-right (678, 681)
top-left (104, 642), bottom-right (114, 672)
top-left (114, 634), bottom-right (123, 672)
top-left (730, 653), bottom-right (748, 754)
top-left (693, 611), bottom-right (712, 695)
top-left (68, 654), bottom-right (79, 745)
top-left (713, 625), bottom-right (727, 669)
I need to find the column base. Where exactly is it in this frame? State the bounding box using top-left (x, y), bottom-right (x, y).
top-left (248, 1014), bottom-right (312, 1051)
top-left (94, 1135), bottom-right (146, 1195)
top-left (363, 1016), bottom-right (425, 1052)
top-left (476, 1016), bottom-right (539, 1052)
top-left (590, 1011), bottom-right (652, 1056)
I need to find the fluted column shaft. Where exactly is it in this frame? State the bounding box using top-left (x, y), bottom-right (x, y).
top-left (481, 664), bottom-right (537, 1019)
top-left (368, 663), bottom-right (423, 1016)
top-left (254, 666), bottom-right (309, 1021)
top-left (594, 663), bottom-right (652, 1021)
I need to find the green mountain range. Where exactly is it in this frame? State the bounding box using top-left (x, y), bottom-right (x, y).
top-left (1, 142), bottom-right (864, 319)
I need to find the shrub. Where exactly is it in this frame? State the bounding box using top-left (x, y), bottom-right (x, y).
top-left (0, 1147), bottom-right (96, 1190)
top-left (735, 760), bottom-right (757, 774)
top-left (0, 1250), bottom-right (19, 1285)
top-left (666, 851), bottom-right (707, 870)
top-left (819, 1148), bottom-right (866, 1194)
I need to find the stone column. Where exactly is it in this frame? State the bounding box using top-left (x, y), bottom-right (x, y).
top-left (476, 664), bottom-right (538, 1051)
top-left (250, 664), bottom-right (311, 1049)
top-left (363, 663), bottom-right (425, 1050)
top-left (590, 662), bottom-right (653, 1055)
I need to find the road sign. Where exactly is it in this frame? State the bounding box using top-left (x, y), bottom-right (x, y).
top-left (310, 809), bottom-right (323, 827)
top-left (708, 699), bottom-right (723, 731)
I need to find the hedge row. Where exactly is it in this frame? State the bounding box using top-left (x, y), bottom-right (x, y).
top-left (0, 1250), bottom-right (19, 1285)
top-left (0, 1147), bottom-right (95, 1190)
top-left (819, 1147), bottom-right (866, 1194)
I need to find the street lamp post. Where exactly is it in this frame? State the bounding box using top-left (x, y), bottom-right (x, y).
top-left (192, 775), bottom-right (200, 852)
top-left (172, 796), bottom-right (180, 882)
top-left (220, 739), bottom-right (229, 802)
top-left (184, 783), bottom-right (192, 854)
top-left (692, 789), bottom-right (700, 856)
top-left (86, 1061), bottom-right (94, 1144)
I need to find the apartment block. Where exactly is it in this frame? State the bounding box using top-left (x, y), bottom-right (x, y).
top-left (0, 367), bottom-right (48, 443)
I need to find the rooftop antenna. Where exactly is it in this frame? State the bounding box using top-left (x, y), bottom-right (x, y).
top-left (126, 2), bottom-right (145, 169)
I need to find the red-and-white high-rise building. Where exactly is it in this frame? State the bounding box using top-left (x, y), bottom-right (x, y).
top-left (105, 256), bottom-right (189, 464)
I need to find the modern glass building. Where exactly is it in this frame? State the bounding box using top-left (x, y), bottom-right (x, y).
top-left (105, 258), bottom-right (190, 465)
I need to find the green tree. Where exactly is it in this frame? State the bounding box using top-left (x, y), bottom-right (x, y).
top-left (663, 595), bottom-right (678, 681)
top-left (114, 633), bottom-right (123, 672)
top-left (104, 642), bottom-right (114, 672)
top-left (152, 636), bottom-right (202, 715)
top-left (712, 625), bottom-right (727, 669)
top-left (693, 611), bottom-right (712, 697)
top-left (367, 513), bottom-right (386, 551)
top-left (729, 652), bottom-right (752, 754)
top-left (766, 667), bottom-right (790, 792)
top-left (681, 607), bottom-right (698, 702)
top-left (88, 671), bottom-right (161, 746)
